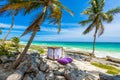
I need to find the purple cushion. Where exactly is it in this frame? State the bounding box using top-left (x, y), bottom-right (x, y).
top-left (57, 58), bottom-right (69, 65)
top-left (65, 57), bottom-right (73, 63)
top-left (57, 57), bottom-right (73, 65)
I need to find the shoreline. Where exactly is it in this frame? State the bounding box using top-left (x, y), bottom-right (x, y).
top-left (20, 41), bottom-right (120, 59)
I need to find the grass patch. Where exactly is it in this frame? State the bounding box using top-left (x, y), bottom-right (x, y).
top-left (91, 62), bottom-right (120, 75)
top-left (107, 70), bottom-right (120, 75)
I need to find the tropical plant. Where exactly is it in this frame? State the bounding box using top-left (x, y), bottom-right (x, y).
top-left (0, 0), bottom-right (18, 41)
top-left (79, 0), bottom-right (120, 55)
top-left (0, 0), bottom-right (73, 68)
top-left (38, 47), bottom-right (44, 54)
top-left (0, 43), bottom-right (13, 57)
top-left (3, 11), bottom-right (15, 41)
top-left (11, 37), bottom-right (20, 52)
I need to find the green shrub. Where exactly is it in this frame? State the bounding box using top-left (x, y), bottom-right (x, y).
top-left (0, 43), bottom-right (13, 57)
top-left (38, 47), bottom-right (44, 54)
top-left (11, 37), bottom-right (20, 52)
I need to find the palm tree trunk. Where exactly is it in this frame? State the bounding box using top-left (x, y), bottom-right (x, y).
top-left (92, 28), bottom-right (97, 55)
top-left (3, 11), bottom-right (14, 41)
top-left (12, 6), bottom-right (47, 69)
top-left (12, 31), bottom-right (37, 69)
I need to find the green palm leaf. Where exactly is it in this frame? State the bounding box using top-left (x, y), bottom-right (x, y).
top-left (21, 7), bottom-right (47, 37)
top-left (79, 19), bottom-right (93, 26)
top-left (98, 21), bottom-right (104, 37)
top-left (83, 23), bottom-right (95, 34)
top-left (107, 7), bottom-right (120, 15)
top-left (53, 0), bottom-right (74, 16)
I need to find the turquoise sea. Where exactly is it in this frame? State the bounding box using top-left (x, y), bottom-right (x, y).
top-left (21, 41), bottom-right (120, 58)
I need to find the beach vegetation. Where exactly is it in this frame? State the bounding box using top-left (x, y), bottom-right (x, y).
top-left (91, 62), bottom-right (120, 75)
top-left (38, 47), bottom-right (44, 54)
top-left (11, 37), bottom-right (20, 53)
top-left (0, 43), bottom-right (13, 57)
top-left (0, 37), bottom-right (20, 57)
top-left (79, 0), bottom-right (120, 55)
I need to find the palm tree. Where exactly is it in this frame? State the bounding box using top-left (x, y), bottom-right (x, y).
top-left (0, 26), bottom-right (4, 35)
top-left (0, 1), bottom-right (14, 41)
top-left (0, 26), bottom-right (3, 35)
top-left (0, 1), bottom-right (34, 41)
top-left (0, 0), bottom-right (73, 68)
top-left (0, 28), bottom-right (2, 35)
top-left (79, 0), bottom-right (120, 56)
top-left (3, 11), bottom-right (15, 41)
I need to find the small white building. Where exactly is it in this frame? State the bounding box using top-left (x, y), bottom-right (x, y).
top-left (47, 47), bottom-right (63, 60)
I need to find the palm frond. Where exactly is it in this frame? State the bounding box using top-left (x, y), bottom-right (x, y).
top-left (0, 2), bottom-right (31, 15)
top-left (2, 2), bottom-right (29, 10)
top-left (79, 19), bottom-right (93, 26)
top-left (57, 22), bottom-right (61, 33)
top-left (53, 0), bottom-right (74, 16)
top-left (99, 0), bottom-right (105, 11)
top-left (24, 3), bottom-right (43, 15)
top-left (98, 21), bottom-right (104, 37)
top-left (83, 23), bottom-right (95, 34)
top-left (88, 14), bottom-right (95, 19)
top-left (81, 8), bottom-right (93, 15)
top-left (49, 4), bottom-right (62, 22)
top-left (107, 14), bottom-right (113, 23)
top-left (0, 0), bottom-right (44, 15)
top-left (91, 0), bottom-right (98, 13)
top-left (106, 7), bottom-right (120, 15)
top-left (21, 6), bottom-right (47, 37)
top-left (48, 3), bottom-right (62, 33)
top-left (101, 13), bottom-right (109, 20)
top-left (83, 15), bottom-right (98, 34)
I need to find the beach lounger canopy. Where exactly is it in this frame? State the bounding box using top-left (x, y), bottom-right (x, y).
top-left (47, 47), bottom-right (63, 60)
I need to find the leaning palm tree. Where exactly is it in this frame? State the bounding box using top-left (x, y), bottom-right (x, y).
top-left (0, 26), bottom-right (3, 35)
top-left (1, 0), bottom-right (73, 68)
top-left (79, 0), bottom-right (120, 56)
top-left (0, 1), bottom-right (15, 41)
top-left (3, 11), bottom-right (15, 41)
top-left (0, 0), bottom-right (34, 41)
top-left (0, 28), bottom-right (2, 35)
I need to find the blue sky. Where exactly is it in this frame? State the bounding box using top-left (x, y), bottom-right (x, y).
top-left (0, 0), bottom-right (120, 42)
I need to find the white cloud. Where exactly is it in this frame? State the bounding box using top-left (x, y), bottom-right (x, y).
top-left (0, 20), bottom-right (120, 42)
top-left (34, 20), bottom-right (120, 42)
